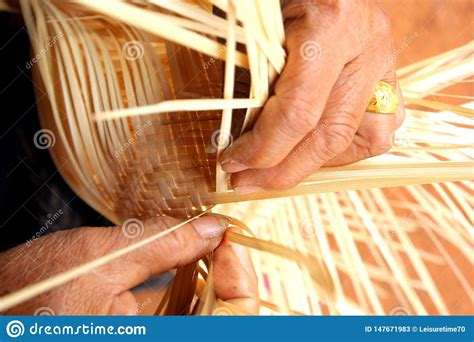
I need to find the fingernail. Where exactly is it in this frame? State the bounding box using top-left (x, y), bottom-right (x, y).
top-left (221, 160), bottom-right (248, 173)
top-left (192, 215), bottom-right (229, 240)
top-left (234, 185), bottom-right (263, 195)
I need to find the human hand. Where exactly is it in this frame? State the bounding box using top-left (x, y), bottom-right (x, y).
top-left (221, 0), bottom-right (405, 193)
top-left (0, 215), bottom-right (258, 315)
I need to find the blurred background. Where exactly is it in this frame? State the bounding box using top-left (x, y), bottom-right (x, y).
top-left (381, 0), bottom-right (472, 67)
top-left (381, 0), bottom-right (473, 104)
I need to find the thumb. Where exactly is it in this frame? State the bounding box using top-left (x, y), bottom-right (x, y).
top-left (212, 228), bottom-right (259, 314)
top-left (100, 214), bottom-right (229, 290)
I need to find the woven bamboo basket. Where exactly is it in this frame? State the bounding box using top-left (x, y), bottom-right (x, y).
top-left (0, 0), bottom-right (471, 315)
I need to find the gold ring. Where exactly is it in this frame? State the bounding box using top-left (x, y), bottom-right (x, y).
top-left (366, 81), bottom-right (399, 114)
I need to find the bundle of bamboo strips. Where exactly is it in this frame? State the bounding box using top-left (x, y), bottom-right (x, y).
top-left (1, 0), bottom-right (470, 315)
top-left (19, 0), bottom-right (473, 219)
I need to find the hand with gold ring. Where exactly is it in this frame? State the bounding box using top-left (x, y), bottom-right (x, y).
top-left (219, 0), bottom-right (405, 193)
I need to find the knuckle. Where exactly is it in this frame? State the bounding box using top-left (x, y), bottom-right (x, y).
top-left (274, 96), bottom-right (317, 140)
top-left (369, 136), bottom-right (392, 157)
top-left (306, 143), bottom-right (327, 167)
top-left (322, 121), bottom-right (356, 155)
top-left (361, 132), bottom-right (393, 158)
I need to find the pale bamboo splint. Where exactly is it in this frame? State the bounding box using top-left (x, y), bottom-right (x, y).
top-left (1, 0), bottom-right (471, 315)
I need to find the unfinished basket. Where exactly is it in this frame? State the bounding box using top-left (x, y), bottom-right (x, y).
top-left (22, 0), bottom-right (472, 224)
top-left (5, 0), bottom-right (471, 316)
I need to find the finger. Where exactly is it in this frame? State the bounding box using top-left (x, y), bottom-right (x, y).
top-left (395, 79), bottom-right (405, 129)
top-left (324, 111), bottom-right (394, 166)
top-left (230, 57), bottom-right (381, 192)
top-left (325, 75), bottom-right (404, 167)
top-left (212, 228), bottom-right (259, 314)
top-left (220, 12), bottom-right (346, 172)
top-left (95, 215), bottom-right (229, 290)
top-left (109, 291), bottom-right (137, 315)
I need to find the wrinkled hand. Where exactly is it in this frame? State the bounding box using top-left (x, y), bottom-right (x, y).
top-left (221, 0), bottom-right (405, 193)
top-left (0, 215), bottom-right (258, 315)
